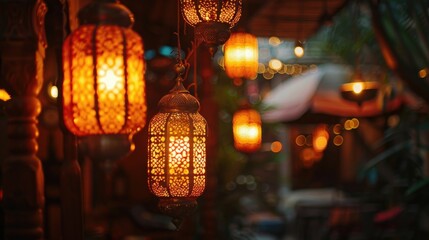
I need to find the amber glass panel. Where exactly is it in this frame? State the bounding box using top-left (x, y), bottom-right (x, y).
top-left (232, 108), bottom-right (262, 153)
top-left (224, 32), bottom-right (258, 79)
top-left (148, 112), bottom-right (207, 198)
top-left (62, 25), bottom-right (146, 136)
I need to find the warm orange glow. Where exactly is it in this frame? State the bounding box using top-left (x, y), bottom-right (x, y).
top-left (333, 135), bottom-right (343, 146)
top-left (148, 112), bottom-right (207, 198)
top-left (269, 59), bottom-right (283, 71)
top-left (62, 25), bottom-right (146, 136)
top-left (352, 82), bottom-right (364, 94)
top-left (224, 32), bottom-right (258, 79)
top-left (294, 45), bottom-right (304, 58)
top-left (271, 141), bottom-right (282, 153)
top-left (233, 107), bottom-right (262, 153)
top-left (181, 0), bottom-right (242, 27)
top-left (313, 125), bottom-right (329, 152)
top-left (0, 89), bottom-right (11, 101)
top-left (268, 36), bottom-right (281, 46)
top-left (48, 85), bottom-right (58, 99)
top-left (419, 68), bottom-right (427, 78)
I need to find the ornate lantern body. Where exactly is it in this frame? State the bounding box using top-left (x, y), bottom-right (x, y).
top-left (180, 0), bottom-right (242, 54)
top-left (62, 1), bottom-right (146, 136)
top-left (224, 32), bottom-right (258, 79)
top-left (232, 105), bottom-right (262, 153)
top-left (148, 74), bottom-right (207, 228)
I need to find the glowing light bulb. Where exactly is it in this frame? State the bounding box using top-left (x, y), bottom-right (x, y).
top-left (352, 82), bottom-right (364, 94)
top-left (49, 85), bottom-right (58, 99)
top-left (294, 45), bottom-right (304, 58)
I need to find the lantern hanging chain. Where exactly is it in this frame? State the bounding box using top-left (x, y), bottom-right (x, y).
top-left (175, 0), bottom-right (201, 98)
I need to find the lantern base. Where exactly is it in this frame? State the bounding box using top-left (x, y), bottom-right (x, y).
top-left (158, 198), bottom-right (198, 230)
top-left (195, 22), bottom-right (230, 56)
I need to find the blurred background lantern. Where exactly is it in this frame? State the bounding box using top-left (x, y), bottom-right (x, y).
top-left (312, 124), bottom-right (329, 153)
top-left (340, 70), bottom-right (380, 106)
top-left (232, 104), bottom-right (262, 153)
top-left (180, 0), bottom-right (242, 55)
top-left (147, 64), bottom-right (208, 229)
top-left (62, 0), bottom-right (146, 136)
top-left (224, 31), bottom-right (258, 79)
top-left (294, 40), bottom-right (305, 58)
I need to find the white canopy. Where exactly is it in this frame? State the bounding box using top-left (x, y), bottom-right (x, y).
top-left (262, 64), bottom-right (402, 123)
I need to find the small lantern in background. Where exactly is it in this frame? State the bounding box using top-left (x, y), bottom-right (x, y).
top-left (147, 64), bottom-right (208, 229)
top-left (294, 40), bottom-right (305, 58)
top-left (224, 32), bottom-right (258, 79)
top-left (232, 104), bottom-right (262, 153)
top-left (340, 71), bottom-right (380, 106)
top-left (180, 0), bottom-right (242, 55)
top-left (62, 0), bottom-right (146, 136)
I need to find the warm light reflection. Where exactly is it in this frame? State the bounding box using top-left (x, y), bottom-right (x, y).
top-left (224, 32), bottom-right (258, 79)
top-left (233, 107), bottom-right (262, 153)
top-left (268, 36), bottom-right (281, 46)
top-left (62, 25), bottom-right (146, 136)
top-left (0, 89), bottom-right (11, 101)
top-left (344, 118), bottom-right (359, 130)
top-left (269, 59), bottom-right (283, 71)
top-left (296, 135), bottom-right (306, 146)
top-left (419, 68), bottom-right (427, 78)
top-left (333, 135), bottom-right (343, 146)
top-left (271, 141), bottom-right (282, 153)
top-left (333, 124), bottom-right (342, 134)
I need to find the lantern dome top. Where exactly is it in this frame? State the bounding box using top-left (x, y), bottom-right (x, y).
top-left (158, 81), bottom-right (200, 113)
top-left (78, 0), bottom-right (134, 27)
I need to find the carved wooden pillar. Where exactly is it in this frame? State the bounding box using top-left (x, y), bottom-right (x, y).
top-left (0, 0), bottom-right (47, 239)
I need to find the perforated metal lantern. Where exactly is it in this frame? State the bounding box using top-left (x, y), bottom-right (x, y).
top-left (148, 77), bottom-right (207, 228)
top-left (180, 0), bottom-right (242, 54)
top-left (232, 105), bottom-right (262, 153)
top-left (62, 0), bottom-right (146, 136)
top-left (224, 32), bottom-right (258, 79)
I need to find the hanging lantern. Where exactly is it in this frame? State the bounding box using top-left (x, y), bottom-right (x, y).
top-left (340, 71), bottom-right (379, 106)
top-left (232, 104), bottom-right (262, 153)
top-left (180, 0), bottom-right (242, 54)
top-left (224, 32), bottom-right (258, 79)
top-left (62, 0), bottom-right (146, 136)
top-left (294, 40), bottom-right (305, 58)
top-left (147, 64), bottom-right (207, 228)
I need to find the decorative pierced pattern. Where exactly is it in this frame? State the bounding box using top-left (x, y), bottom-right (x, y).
top-left (224, 32), bottom-right (258, 79)
top-left (180, 0), bottom-right (242, 27)
top-left (148, 110), bottom-right (207, 198)
top-left (63, 25), bottom-right (146, 136)
top-left (233, 108), bottom-right (262, 153)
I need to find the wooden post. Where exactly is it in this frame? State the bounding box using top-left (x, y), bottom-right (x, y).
top-left (0, 0), bottom-right (47, 239)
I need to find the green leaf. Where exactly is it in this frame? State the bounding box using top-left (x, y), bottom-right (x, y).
top-left (406, 178), bottom-right (429, 196)
top-left (364, 140), bottom-right (413, 171)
